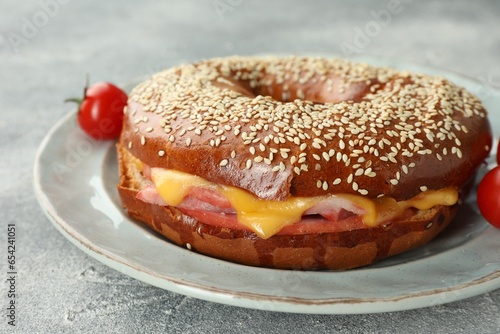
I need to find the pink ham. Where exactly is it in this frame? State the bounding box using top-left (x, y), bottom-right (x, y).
top-left (304, 197), bottom-right (366, 221)
top-left (135, 165), bottom-right (370, 235)
top-left (136, 185), bottom-right (168, 206)
top-left (185, 187), bottom-right (233, 211)
top-left (136, 185), bottom-right (235, 213)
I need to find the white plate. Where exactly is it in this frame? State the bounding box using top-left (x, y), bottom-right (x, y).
top-left (34, 58), bottom-right (500, 314)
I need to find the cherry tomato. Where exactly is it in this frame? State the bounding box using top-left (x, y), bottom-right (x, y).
top-left (477, 166), bottom-right (500, 228)
top-left (67, 82), bottom-right (127, 139)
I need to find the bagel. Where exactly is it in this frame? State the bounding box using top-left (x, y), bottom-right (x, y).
top-left (117, 56), bottom-right (492, 270)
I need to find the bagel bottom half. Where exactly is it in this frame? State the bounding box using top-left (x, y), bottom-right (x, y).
top-left (117, 143), bottom-right (459, 270)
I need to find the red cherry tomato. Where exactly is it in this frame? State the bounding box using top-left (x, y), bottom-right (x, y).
top-left (68, 82), bottom-right (127, 139)
top-left (477, 166), bottom-right (500, 228)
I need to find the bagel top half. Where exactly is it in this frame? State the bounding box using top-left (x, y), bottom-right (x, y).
top-left (121, 56), bottom-right (492, 203)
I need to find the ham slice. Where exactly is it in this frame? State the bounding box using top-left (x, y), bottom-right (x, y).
top-left (136, 185), bottom-right (235, 213)
top-left (304, 197), bottom-right (365, 221)
top-left (176, 208), bottom-right (366, 235)
top-left (135, 183), bottom-right (367, 234)
top-left (136, 185), bottom-right (167, 206)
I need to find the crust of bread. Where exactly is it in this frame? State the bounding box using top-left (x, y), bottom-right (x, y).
top-left (117, 143), bottom-right (458, 270)
top-left (121, 56), bottom-right (492, 201)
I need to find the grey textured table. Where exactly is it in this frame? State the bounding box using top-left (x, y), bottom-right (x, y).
top-left (2, 0), bottom-right (500, 333)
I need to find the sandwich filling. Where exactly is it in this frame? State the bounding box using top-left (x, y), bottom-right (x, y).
top-left (133, 161), bottom-right (459, 239)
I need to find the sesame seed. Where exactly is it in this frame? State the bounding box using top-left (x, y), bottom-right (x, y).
top-left (220, 159), bottom-right (229, 167)
top-left (333, 178), bottom-right (341, 185)
top-left (420, 185), bottom-right (428, 192)
top-left (127, 56), bottom-right (486, 191)
top-left (358, 189), bottom-right (368, 195)
top-left (158, 150), bottom-right (165, 156)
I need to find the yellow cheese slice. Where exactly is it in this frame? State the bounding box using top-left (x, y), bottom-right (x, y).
top-left (150, 168), bottom-right (458, 239)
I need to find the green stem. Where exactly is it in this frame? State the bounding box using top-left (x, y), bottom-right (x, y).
top-left (64, 74), bottom-right (89, 112)
top-left (64, 98), bottom-right (83, 104)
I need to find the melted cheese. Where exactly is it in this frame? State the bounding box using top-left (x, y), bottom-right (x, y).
top-left (151, 169), bottom-right (212, 206)
top-left (219, 186), bottom-right (320, 238)
top-left (150, 168), bottom-right (458, 239)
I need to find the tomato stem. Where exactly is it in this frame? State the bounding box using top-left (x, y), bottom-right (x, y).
top-left (64, 74), bottom-right (90, 112)
top-left (64, 98), bottom-right (83, 104)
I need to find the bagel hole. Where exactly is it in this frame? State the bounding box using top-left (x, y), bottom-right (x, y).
top-left (213, 75), bottom-right (370, 104)
top-left (253, 80), bottom-right (369, 104)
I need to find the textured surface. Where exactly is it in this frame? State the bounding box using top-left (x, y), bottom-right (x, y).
top-left (122, 56), bottom-right (492, 201)
top-left (1, 0), bottom-right (500, 333)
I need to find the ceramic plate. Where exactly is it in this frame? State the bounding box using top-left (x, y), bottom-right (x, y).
top-left (34, 57), bottom-right (500, 314)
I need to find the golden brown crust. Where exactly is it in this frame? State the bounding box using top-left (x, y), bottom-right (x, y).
top-left (117, 142), bottom-right (457, 270)
top-left (121, 56), bottom-right (492, 201)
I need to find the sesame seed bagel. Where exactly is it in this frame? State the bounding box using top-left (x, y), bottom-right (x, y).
top-left (117, 55), bottom-right (493, 270)
top-left (117, 142), bottom-right (460, 270)
top-left (122, 56), bottom-right (491, 201)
